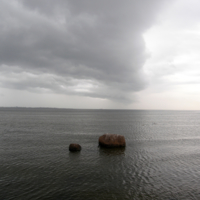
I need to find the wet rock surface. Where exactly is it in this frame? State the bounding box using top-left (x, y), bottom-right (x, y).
top-left (69, 143), bottom-right (81, 152)
top-left (99, 134), bottom-right (126, 148)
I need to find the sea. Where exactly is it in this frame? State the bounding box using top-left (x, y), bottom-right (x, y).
top-left (1, 108), bottom-right (200, 200)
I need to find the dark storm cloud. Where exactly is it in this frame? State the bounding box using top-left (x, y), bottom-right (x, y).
top-left (0, 0), bottom-right (170, 102)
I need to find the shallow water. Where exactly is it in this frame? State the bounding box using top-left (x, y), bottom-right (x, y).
top-left (1, 108), bottom-right (200, 199)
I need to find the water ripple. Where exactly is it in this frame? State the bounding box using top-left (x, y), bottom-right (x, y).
top-left (1, 109), bottom-right (200, 199)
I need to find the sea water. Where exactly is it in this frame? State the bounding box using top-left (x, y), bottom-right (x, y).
top-left (1, 108), bottom-right (200, 199)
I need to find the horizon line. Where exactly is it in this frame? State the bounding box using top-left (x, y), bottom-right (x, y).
top-left (0, 106), bottom-right (199, 111)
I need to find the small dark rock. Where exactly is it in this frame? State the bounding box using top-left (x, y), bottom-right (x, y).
top-left (69, 143), bottom-right (81, 152)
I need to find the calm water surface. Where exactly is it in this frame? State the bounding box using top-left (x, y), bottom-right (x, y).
top-left (1, 108), bottom-right (200, 199)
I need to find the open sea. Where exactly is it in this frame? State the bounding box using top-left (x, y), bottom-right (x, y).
top-left (1, 108), bottom-right (200, 200)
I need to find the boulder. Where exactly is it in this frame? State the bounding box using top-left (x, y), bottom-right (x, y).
top-left (69, 143), bottom-right (81, 152)
top-left (99, 134), bottom-right (126, 148)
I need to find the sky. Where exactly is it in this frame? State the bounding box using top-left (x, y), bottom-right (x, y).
top-left (0, 0), bottom-right (200, 110)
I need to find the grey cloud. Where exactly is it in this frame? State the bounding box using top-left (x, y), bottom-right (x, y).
top-left (0, 0), bottom-right (171, 102)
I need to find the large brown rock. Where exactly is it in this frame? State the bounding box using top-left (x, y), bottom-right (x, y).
top-left (69, 143), bottom-right (81, 152)
top-left (99, 134), bottom-right (126, 148)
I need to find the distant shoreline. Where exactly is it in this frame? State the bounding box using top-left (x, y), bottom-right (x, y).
top-left (0, 107), bottom-right (199, 112)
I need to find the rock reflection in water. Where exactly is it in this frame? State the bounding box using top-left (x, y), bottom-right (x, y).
top-left (98, 146), bottom-right (125, 156)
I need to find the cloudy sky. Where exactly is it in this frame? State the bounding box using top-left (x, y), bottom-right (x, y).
top-left (0, 0), bottom-right (200, 109)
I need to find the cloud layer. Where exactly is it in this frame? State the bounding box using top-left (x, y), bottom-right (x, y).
top-left (0, 0), bottom-right (169, 103)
